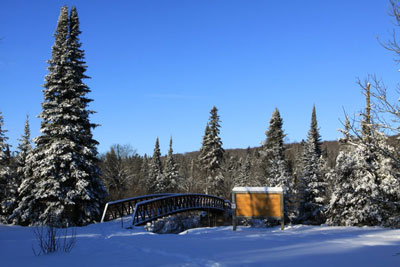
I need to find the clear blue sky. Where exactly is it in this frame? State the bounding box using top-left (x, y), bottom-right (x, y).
top-left (0, 0), bottom-right (399, 156)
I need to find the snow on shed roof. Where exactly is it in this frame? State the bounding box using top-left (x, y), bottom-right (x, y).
top-left (232, 187), bottom-right (283, 193)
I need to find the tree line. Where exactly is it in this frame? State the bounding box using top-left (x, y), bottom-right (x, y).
top-left (98, 81), bottom-right (400, 227)
top-left (1, 2), bottom-right (400, 228)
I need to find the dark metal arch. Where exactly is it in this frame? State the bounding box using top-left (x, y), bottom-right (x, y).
top-left (101, 193), bottom-right (175, 223)
top-left (100, 193), bottom-right (231, 226)
top-left (131, 194), bottom-right (230, 226)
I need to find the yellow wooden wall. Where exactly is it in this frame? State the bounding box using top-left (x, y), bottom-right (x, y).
top-left (235, 193), bottom-right (281, 217)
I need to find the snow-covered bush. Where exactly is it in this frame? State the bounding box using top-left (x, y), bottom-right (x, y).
top-left (327, 132), bottom-right (400, 227)
top-left (145, 214), bottom-right (201, 234)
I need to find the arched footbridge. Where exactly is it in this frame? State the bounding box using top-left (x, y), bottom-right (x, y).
top-left (101, 193), bottom-right (231, 226)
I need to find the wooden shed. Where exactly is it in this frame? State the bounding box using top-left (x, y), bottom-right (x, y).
top-left (232, 187), bottom-right (284, 230)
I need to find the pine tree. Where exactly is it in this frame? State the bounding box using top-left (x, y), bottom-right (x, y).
top-left (139, 154), bottom-right (149, 194)
top-left (13, 6), bottom-right (106, 226)
top-left (0, 112), bottom-right (9, 163)
top-left (0, 112), bottom-right (14, 223)
top-left (298, 106), bottom-right (327, 225)
top-left (3, 116), bottom-right (32, 224)
top-left (249, 148), bottom-right (266, 187)
top-left (16, 116), bottom-right (31, 183)
top-left (262, 108), bottom-right (291, 187)
top-left (222, 155), bottom-right (240, 198)
top-left (327, 83), bottom-right (400, 227)
top-left (199, 124), bottom-right (211, 187)
top-left (199, 106), bottom-right (225, 196)
top-left (309, 106), bottom-right (322, 156)
top-left (327, 131), bottom-right (400, 226)
top-left (10, 148), bottom-right (36, 225)
top-left (235, 154), bottom-right (252, 187)
top-left (162, 137), bottom-right (181, 193)
top-left (261, 108), bottom-right (295, 221)
top-left (16, 116), bottom-right (32, 169)
top-left (147, 137), bottom-right (163, 193)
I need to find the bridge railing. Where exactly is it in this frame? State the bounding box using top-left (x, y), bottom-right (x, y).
top-left (131, 193), bottom-right (227, 226)
top-left (100, 193), bottom-right (176, 222)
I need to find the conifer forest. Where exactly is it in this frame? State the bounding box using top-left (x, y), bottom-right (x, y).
top-left (2, 1), bottom-right (400, 230)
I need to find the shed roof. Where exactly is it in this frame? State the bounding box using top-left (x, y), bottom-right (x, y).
top-left (232, 186), bottom-right (283, 193)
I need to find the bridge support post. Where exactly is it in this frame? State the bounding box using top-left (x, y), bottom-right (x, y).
top-left (280, 192), bottom-right (284, 231)
top-left (232, 193), bottom-right (237, 231)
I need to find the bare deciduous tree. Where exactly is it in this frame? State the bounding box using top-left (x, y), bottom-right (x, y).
top-left (100, 144), bottom-right (137, 200)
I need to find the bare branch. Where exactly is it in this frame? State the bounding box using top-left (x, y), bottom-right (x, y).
top-left (378, 1), bottom-right (400, 63)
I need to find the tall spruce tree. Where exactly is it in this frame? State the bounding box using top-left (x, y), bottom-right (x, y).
top-left (261, 108), bottom-right (295, 221)
top-left (11, 144), bottom-right (36, 225)
top-left (13, 6), bottom-right (106, 226)
top-left (16, 116), bottom-right (32, 169)
top-left (147, 137), bottom-right (163, 193)
top-left (235, 153), bottom-right (252, 187)
top-left (298, 106), bottom-right (327, 225)
top-left (0, 112), bottom-right (9, 163)
top-left (199, 106), bottom-right (224, 196)
top-left (0, 112), bottom-right (13, 223)
top-left (139, 154), bottom-right (149, 194)
top-left (162, 137), bottom-right (181, 193)
top-left (262, 108), bottom-right (291, 187)
top-left (4, 116), bottom-right (32, 224)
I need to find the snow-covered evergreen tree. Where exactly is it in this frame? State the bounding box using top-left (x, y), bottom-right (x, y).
top-left (0, 112), bottom-right (9, 163)
top-left (2, 116), bottom-right (32, 224)
top-left (327, 131), bottom-right (400, 226)
top-left (261, 108), bottom-right (291, 187)
top-left (199, 124), bottom-right (211, 184)
top-left (147, 137), bottom-right (163, 193)
top-left (139, 154), bottom-right (149, 192)
top-left (298, 106), bottom-right (327, 225)
top-left (16, 116), bottom-right (32, 171)
top-left (248, 149), bottom-right (265, 187)
top-left (221, 155), bottom-right (240, 198)
top-left (10, 146), bottom-right (36, 225)
top-left (199, 106), bottom-right (225, 196)
top-left (235, 154), bottom-right (252, 187)
top-left (13, 6), bottom-right (106, 226)
top-left (327, 83), bottom-right (400, 227)
top-left (261, 108), bottom-right (295, 221)
top-left (161, 137), bottom-right (182, 193)
top-left (0, 112), bottom-right (14, 223)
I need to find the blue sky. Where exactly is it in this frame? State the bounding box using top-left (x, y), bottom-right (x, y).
top-left (0, 0), bottom-right (399, 156)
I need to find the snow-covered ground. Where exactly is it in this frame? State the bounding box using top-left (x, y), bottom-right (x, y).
top-left (1, 220), bottom-right (400, 267)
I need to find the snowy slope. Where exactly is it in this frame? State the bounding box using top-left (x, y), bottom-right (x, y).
top-left (1, 221), bottom-right (400, 267)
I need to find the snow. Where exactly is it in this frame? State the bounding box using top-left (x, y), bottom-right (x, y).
top-left (1, 221), bottom-right (400, 266)
top-left (232, 186), bottom-right (283, 193)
